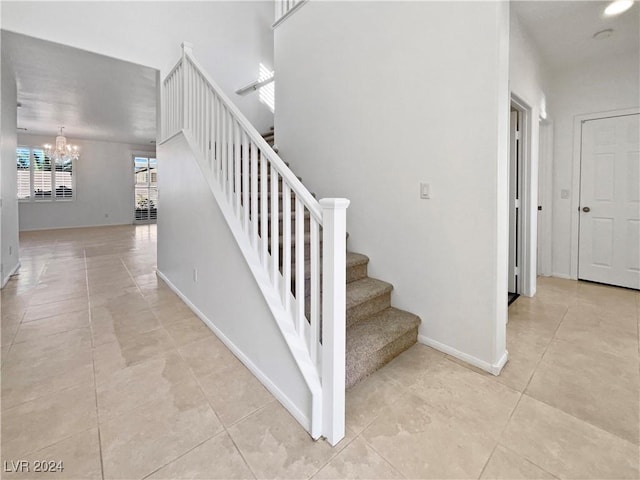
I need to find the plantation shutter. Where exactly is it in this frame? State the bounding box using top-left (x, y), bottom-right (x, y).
top-left (32, 149), bottom-right (52, 199)
top-left (16, 147), bottom-right (31, 199)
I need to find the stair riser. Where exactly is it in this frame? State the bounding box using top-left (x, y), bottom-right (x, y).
top-left (346, 326), bottom-right (418, 389)
top-left (346, 292), bottom-right (390, 327)
top-left (347, 263), bottom-right (367, 284)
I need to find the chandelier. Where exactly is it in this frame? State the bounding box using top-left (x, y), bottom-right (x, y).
top-left (44, 127), bottom-right (79, 162)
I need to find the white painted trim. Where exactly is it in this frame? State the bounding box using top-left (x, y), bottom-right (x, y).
top-left (537, 119), bottom-right (553, 277)
top-left (551, 272), bottom-right (571, 280)
top-left (159, 129), bottom-right (183, 146)
top-left (511, 94), bottom-right (536, 298)
top-left (1, 261), bottom-right (21, 289)
top-left (131, 150), bottom-right (156, 157)
top-left (18, 222), bottom-right (132, 232)
top-left (418, 334), bottom-right (509, 376)
top-left (156, 270), bottom-right (311, 432)
top-left (272, 0), bottom-right (308, 29)
top-left (570, 107), bottom-right (640, 280)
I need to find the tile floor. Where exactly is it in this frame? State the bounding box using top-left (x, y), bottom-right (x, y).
top-left (1, 225), bottom-right (638, 479)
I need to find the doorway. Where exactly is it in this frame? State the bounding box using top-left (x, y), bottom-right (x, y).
top-left (578, 113), bottom-right (640, 290)
top-left (134, 155), bottom-right (158, 224)
top-left (508, 105), bottom-right (524, 304)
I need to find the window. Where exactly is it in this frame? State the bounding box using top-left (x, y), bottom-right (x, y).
top-left (258, 63), bottom-right (275, 113)
top-left (134, 156), bottom-right (157, 222)
top-left (16, 147), bottom-right (74, 201)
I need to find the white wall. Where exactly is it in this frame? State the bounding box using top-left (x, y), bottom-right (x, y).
top-left (17, 133), bottom-right (154, 231)
top-left (508, 13), bottom-right (551, 292)
top-left (1, 1), bottom-right (274, 132)
top-left (157, 134), bottom-right (312, 430)
top-left (1, 35), bottom-right (20, 286)
top-left (275, 1), bottom-right (510, 371)
top-left (548, 52), bottom-right (640, 278)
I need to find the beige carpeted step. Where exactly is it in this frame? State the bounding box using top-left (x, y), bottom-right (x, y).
top-left (346, 277), bottom-right (392, 327)
top-left (346, 307), bottom-right (420, 388)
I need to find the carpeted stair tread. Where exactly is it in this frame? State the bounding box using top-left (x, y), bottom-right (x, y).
top-left (346, 307), bottom-right (420, 388)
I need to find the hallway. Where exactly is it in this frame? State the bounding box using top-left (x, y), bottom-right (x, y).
top-left (1, 225), bottom-right (638, 479)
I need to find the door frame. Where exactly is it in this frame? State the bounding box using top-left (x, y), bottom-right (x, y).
top-left (537, 117), bottom-right (553, 277)
top-left (510, 94), bottom-right (535, 297)
top-left (569, 107), bottom-right (640, 280)
top-left (508, 107), bottom-right (523, 295)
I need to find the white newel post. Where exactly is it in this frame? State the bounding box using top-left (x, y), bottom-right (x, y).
top-left (320, 198), bottom-right (349, 446)
top-left (181, 42), bottom-right (193, 131)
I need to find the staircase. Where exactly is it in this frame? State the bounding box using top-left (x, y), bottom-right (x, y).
top-left (261, 129), bottom-right (421, 388)
top-left (161, 43), bottom-right (420, 444)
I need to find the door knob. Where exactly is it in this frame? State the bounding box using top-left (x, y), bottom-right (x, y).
top-left (582, 206), bottom-right (591, 212)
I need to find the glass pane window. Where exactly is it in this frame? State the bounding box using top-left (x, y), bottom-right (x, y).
top-left (55, 159), bottom-right (73, 199)
top-left (16, 147), bottom-right (74, 201)
top-left (134, 156), bottom-right (157, 223)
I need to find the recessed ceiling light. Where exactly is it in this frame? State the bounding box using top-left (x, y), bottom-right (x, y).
top-left (604, 0), bottom-right (634, 16)
top-left (593, 28), bottom-right (614, 39)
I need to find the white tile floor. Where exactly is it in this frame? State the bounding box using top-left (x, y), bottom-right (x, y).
top-left (1, 225), bottom-right (638, 479)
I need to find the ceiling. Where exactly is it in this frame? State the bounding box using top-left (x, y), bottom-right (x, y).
top-left (2, 31), bottom-right (157, 145)
top-left (2, 3), bottom-right (637, 143)
top-left (512, 1), bottom-right (640, 71)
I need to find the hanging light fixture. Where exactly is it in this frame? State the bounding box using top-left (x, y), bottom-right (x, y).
top-left (44, 126), bottom-right (79, 162)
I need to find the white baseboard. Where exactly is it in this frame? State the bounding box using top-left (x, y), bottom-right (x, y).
top-left (1, 262), bottom-right (21, 289)
top-left (156, 269), bottom-right (311, 433)
top-left (19, 222), bottom-right (133, 232)
top-left (551, 272), bottom-right (572, 280)
top-left (418, 334), bottom-right (508, 376)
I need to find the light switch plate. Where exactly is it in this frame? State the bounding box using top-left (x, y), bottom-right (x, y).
top-left (420, 183), bottom-right (430, 199)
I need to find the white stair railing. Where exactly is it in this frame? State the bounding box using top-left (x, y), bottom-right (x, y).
top-left (161, 42), bottom-right (348, 446)
top-left (274, 0), bottom-right (307, 27)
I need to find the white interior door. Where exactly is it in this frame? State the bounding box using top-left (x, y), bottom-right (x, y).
top-left (578, 114), bottom-right (640, 289)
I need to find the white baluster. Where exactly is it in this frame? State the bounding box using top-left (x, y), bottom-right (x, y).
top-left (197, 73), bottom-right (203, 151)
top-left (206, 87), bottom-right (211, 171)
top-left (214, 95), bottom-right (220, 181)
top-left (181, 43), bottom-right (192, 130)
top-left (309, 218), bottom-right (320, 367)
top-left (242, 131), bottom-right (250, 232)
top-left (226, 109), bottom-right (233, 200)
top-left (251, 142), bottom-right (259, 248)
top-left (282, 183), bottom-right (292, 311)
top-left (270, 166), bottom-right (279, 285)
top-left (260, 155), bottom-right (268, 267)
top-left (320, 198), bottom-right (349, 447)
top-left (221, 107), bottom-right (228, 195)
top-left (234, 122), bottom-right (241, 216)
top-left (201, 77), bottom-right (206, 155)
top-left (295, 198), bottom-right (305, 333)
